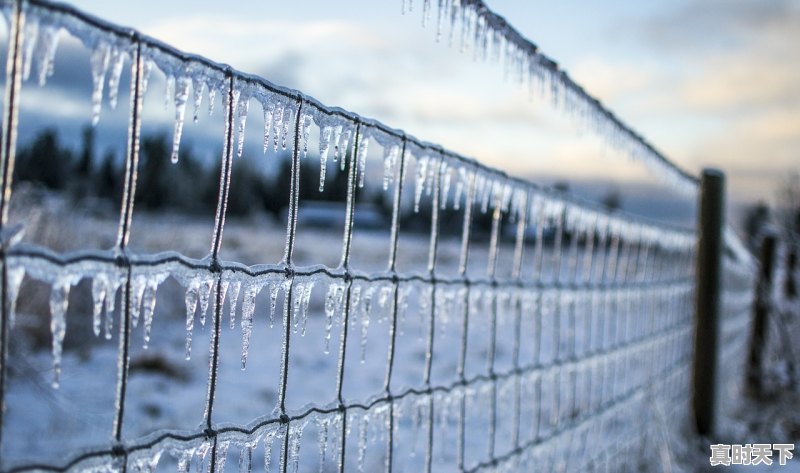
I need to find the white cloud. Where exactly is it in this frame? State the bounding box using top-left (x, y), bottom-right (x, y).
top-left (143, 16), bottom-right (387, 72)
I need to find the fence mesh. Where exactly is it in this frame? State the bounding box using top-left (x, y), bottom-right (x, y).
top-left (761, 237), bottom-right (799, 393)
top-left (0, 1), bottom-right (756, 472)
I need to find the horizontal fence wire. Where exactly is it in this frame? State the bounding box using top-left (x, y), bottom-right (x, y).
top-left (0, 0), bottom-right (757, 472)
top-left (403, 0), bottom-right (700, 197)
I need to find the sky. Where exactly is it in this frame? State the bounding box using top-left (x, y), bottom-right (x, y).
top-left (7, 0), bottom-right (800, 216)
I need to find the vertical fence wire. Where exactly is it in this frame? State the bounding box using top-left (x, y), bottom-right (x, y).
top-left (110, 38), bottom-right (144, 461)
top-left (383, 137), bottom-right (407, 473)
top-left (0, 0), bottom-right (24, 454)
top-left (334, 123), bottom-right (361, 473)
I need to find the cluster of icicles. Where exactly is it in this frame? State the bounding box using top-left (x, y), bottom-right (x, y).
top-left (78, 336), bottom-right (684, 473)
top-left (0, 3), bottom-right (709, 469)
top-left (4, 0), bottom-right (698, 390)
top-left (70, 384), bottom-right (502, 473)
top-left (11, 3), bottom-right (695, 247)
top-left (402, 0), bottom-right (700, 197)
top-left (12, 0), bottom-right (700, 205)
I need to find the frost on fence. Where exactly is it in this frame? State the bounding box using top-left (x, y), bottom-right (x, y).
top-left (0, 1), bottom-right (752, 472)
top-left (716, 246), bottom-right (757, 424)
top-left (400, 0), bottom-right (700, 198)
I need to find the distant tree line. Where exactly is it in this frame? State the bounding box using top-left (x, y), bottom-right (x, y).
top-left (11, 126), bottom-right (547, 237)
top-left (12, 126), bottom-right (354, 218)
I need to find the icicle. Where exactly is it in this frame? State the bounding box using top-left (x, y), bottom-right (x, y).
top-left (350, 285), bottom-right (362, 329)
top-left (339, 128), bottom-right (352, 171)
top-left (171, 76), bottom-right (191, 163)
top-left (435, 0), bottom-right (446, 41)
top-left (263, 102), bottom-right (275, 154)
top-left (397, 285), bottom-right (412, 335)
top-left (207, 85), bottom-right (217, 116)
top-left (35, 24), bottom-right (60, 87)
top-left (192, 78), bottom-right (205, 123)
top-left (440, 163), bottom-right (452, 210)
top-left (218, 279), bottom-right (230, 323)
top-left (164, 74), bottom-right (175, 111)
top-left (176, 449), bottom-right (193, 473)
top-left (130, 275), bottom-right (147, 328)
top-left (317, 417), bottom-right (329, 473)
top-left (292, 282), bottom-right (303, 334)
top-left (301, 114), bottom-right (312, 159)
top-left (21, 18), bottom-right (38, 81)
top-left (141, 58), bottom-right (154, 95)
top-left (378, 286), bottom-right (392, 309)
top-left (281, 105), bottom-right (293, 151)
top-left (196, 442), bottom-right (214, 472)
top-left (414, 156), bottom-right (430, 212)
top-left (319, 126), bottom-right (332, 191)
top-left (141, 277), bottom-right (162, 349)
top-left (382, 145), bottom-right (399, 191)
top-left (89, 42), bottom-right (111, 126)
top-left (417, 286), bottom-right (433, 342)
top-left (50, 277), bottom-right (74, 388)
top-left (454, 167), bottom-right (467, 211)
top-left (425, 156), bottom-right (437, 196)
top-left (409, 397), bottom-right (426, 457)
top-left (227, 280), bottom-right (242, 329)
top-left (480, 178), bottom-right (492, 213)
top-left (357, 134), bottom-right (369, 188)
top-left (332, 125), bottom-right (343, 163)
top-left (360, 285), bottom-right (374, 363)
top-left (272, 104), bottom-right (285, 152)
top-left (239, 443), bottom-right (253, 473)
top-left (288, 422), bottom-right (304, 473)
top-left (240, 283), bottom-right (260, 369)
top-left (269, 282), bottom-right (281, 328)
top-left (6, 266), bottom-right (25, 329)
top-left (131, 449), bottom-right (162, 473)
top-left (422, 0), bottom-right (431, 26)
top-left (215, 441), bottom-right (230, 473)
top-left (236, 91), bottom-right (249, 157)
top-left (324, 282), bottom-right (345, 354)
top-left (296, 280), bottom-right (314, 336)
top-left (92, 273), bottom-right (120, 340)
top-left (91, 273), bottom-right (109, 337)
top-left (106, 47), bottom-right (125, 109)
top-left (263, 426), bottom-right (281, 473)
top-left (103, 276), bottom-right (120, 340)
top-left (184, 278), bottom-right (201, 360)
top-left (357, 414), bottom-right (369, 472)
top-left (197, 277), bottom-right (215, 326)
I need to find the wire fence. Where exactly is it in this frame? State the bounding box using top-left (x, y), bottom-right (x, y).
top-left (0, 1), bottom-right (757, 472)
top-left (760, 236), bottom-right (799, 394)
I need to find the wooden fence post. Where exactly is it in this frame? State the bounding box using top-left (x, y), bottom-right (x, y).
top-left (693, 169), bottom-right (725, 436)
top-left (746, 233), bottom-right (776, 398)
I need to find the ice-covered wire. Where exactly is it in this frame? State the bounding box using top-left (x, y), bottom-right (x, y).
top-left (0, 1), bottom-right (757, 472)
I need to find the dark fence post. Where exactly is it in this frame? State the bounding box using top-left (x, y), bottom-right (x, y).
top-left (746, 233), bottom-right (776, 398)
top-left (692, 169), bottom-right (725, 436)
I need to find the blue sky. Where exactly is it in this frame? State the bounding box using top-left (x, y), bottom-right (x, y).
top-left (13, 0), bottom-right (800, 208)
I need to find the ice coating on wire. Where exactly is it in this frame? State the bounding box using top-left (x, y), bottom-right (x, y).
top-left (402, 0), bottom-right (699, 198)
top-left (0, 2), bottom-right (757, 473)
